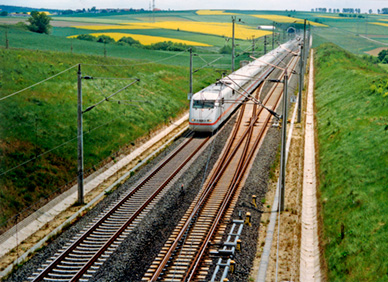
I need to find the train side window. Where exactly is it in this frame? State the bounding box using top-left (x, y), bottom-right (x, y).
top-left (222, 98), bottom-right (224, 105)
top-left (232, 90), bottom-right (235, 95)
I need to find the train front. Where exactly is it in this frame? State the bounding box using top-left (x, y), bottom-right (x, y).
top-left (189, 91), bottom-right (220, 133)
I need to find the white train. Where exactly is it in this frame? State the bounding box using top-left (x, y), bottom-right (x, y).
top-left (189, 40), bottom-right (297, 132)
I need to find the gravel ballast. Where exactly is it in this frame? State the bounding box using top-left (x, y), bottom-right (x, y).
top-left (3, 116), bottom-right (235, 282)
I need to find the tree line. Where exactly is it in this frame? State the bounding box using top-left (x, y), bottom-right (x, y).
top-left (75, 34), bottom-right (193, 52)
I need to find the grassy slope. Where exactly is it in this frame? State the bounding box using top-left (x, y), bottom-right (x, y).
top-left (314, 43), bottom-right (388, 281)
top-left (0, 47), bottom-right (218, 229)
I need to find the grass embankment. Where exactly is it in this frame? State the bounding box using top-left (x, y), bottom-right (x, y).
top-left (0, 47), bottom-right (218, 230)
top-left (314, 43), bottom-right (388, 281)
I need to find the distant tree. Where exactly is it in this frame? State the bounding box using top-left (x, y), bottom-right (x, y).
top-left (117, 36), bottom-right (141, 46)
top-left (311, 9), bottom-right (314, 12)
top-left (369, 9), bottom-right (373, 14)
top-left (382, 8), bottom-right (388, 14)
top-left (147, 41), bottom-right (188, 51)
top-left (76, 34), bottom-right (97, 41)
top-left (62, 10), bottom-right (74, 15)
top-left (378, 49), bottom-right (388, 62)
top-left (329, 8), bottom-right (332, 13)
top-left (378, 9), bottom-right (381, 14)
top-left (27, 11), bottom-right (52, 34)
top-left (0, 11), bottom-right (8, 16)
top-left (96, 35), bottom-right (115, 44)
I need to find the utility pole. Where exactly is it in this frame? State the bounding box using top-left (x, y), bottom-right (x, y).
top-left (5, 25), bottom-right (9, 49)
top-left (297, 44), bottom-right (303, 123)
top-left (264, 35), bottom-right (267, 54)
top-left (303, 19), bottom-right (307, 69)
top-left (272, 22), bottom-right (275, 50)
top-left (279, 69), bottom-right (288, 212)
top-left (252, 35), bottom-right (255, 56)
top-left (232, 16), bottom-right (236, 72)
top-left (152, 0), bottom-right (155, 23)
top-left (77, 64), bottom-right (84, 205)
top-left (189, 47), bottom-right (193, 100)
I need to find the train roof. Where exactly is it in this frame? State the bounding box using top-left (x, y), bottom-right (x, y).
top-left (191, 40), bottom-right (298, 101)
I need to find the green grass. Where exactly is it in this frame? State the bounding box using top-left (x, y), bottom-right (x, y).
top-left (314, 43), bottom-right (388, 281)
top-left (0, 47), bottom-right (219, 230)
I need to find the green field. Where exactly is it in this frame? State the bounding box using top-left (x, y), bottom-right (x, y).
top-left (314, 43), bottom-right (388, 281)
top-left (0, 47), bottom-right (219, 230)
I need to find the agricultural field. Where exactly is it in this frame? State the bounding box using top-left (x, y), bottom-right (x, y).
top-left (3, 9), bottom-right (388, 58)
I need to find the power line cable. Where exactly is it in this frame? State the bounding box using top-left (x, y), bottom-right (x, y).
top-left (0, 110), bottom-right (134, 178)
top-left (83, 79), bottom-right (139, 113)
top-left (82, 50), bottom-right (187, 67)
top-left (194, 56), bottom-right (225, 73)
top-left (0, 64), bottom-right (78, 102)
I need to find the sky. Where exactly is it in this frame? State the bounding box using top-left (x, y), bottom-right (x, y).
top-left (1, 0), bottom-right (388, 13)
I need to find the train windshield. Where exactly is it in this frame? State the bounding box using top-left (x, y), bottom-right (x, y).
top-left (193, 100), bottom-right (215, 109)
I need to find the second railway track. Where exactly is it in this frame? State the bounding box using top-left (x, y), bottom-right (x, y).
top-left (143, 46), bottom-right (300, 282)
top-left (29, 133), bottom-right (209, 282)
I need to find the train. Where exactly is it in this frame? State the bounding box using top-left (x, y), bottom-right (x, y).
top-left (189, 40), bottom-right (297, 132)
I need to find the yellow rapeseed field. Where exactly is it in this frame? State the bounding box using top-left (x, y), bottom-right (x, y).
top-left (27, 11), bottom-right (52, 15)
top-left (71, 25), bottom-right (152, 30)
top-left (68, 32), bottom-right (211, 46)
top-left (316, 15), bottom-right (345, 19)
top-left (371, 22), bottom-right (388, 27)
top-left (122, 21), bottom-right (272, 40)
top-left (196, 10), bottom-right (238, 16)
top-left (251, 15), bottom-right (327, 27)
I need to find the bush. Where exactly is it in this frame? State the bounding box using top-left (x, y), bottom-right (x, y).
top-left (378, 49), bottom-right (388, 63)
top-left (96, 35), bottom-right (115, 44)
top-left (27, 11), bottom-right (52, 34)
top-left (117, 36), bottom-right (142, 46)
top-left (219, 45), bottom-right (232, 54)
top-left (147, 41), bottom-right (188, 51)
top-left (76, 34), bottom-right (97, 41)
top-left (361, 54), bottom-right (380, 64)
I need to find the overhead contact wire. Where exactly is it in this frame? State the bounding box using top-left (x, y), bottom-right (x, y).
top-left (0, 64), bottom-right (78, 102)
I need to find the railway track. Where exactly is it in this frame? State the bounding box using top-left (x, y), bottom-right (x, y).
top-left (28, 133), bottom-right (209, 282)
top-left (142, 48), bottom-right (300, 282)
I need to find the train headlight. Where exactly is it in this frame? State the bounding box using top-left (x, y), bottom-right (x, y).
top-left (191, 119), bottom-right (195, 122)
top-left (208, 119), bottom-right (212, 122)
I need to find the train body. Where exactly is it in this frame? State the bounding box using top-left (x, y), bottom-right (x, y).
top-left (189, 40), bottom-right (296, 132)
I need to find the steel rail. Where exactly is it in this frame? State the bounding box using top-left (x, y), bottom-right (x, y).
top-left (150, 82), bottom-right (272, 281)
top-left (148, 104), bottom-right (247, 281)
top-left (69, 136), bottom-right (210, 281)
top-left (31, 133), bottom-right (204, 282)
top-left (185, 49), bottom-right (301, 281)
top-left (186, 76), bottom-right (282, 281)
